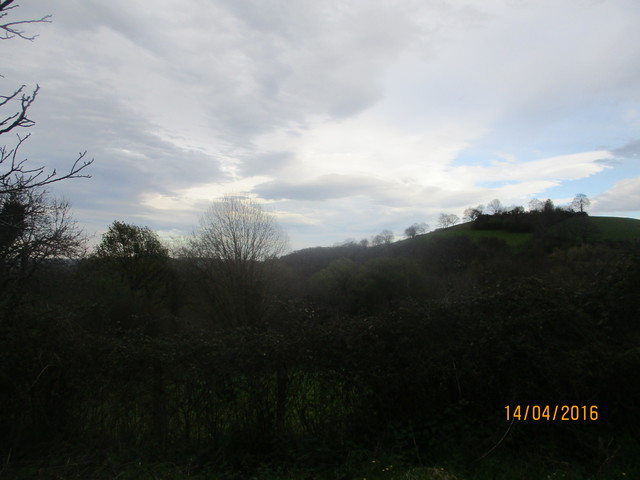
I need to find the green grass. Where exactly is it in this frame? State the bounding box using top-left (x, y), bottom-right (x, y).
top-left (588, 216), bottom-right (640, 241)
top-left (426, 216), bottom-right (640, 250)
top-left (428, 222), bottom-right (532, 249)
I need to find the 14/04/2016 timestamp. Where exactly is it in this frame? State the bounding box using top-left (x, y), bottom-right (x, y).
top-left (505, 405), bottom-right (598, 421)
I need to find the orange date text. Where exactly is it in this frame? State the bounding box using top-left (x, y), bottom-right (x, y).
top-left (504, 405), bottom-right (598, 421)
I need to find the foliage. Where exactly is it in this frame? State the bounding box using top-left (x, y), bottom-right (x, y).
top-left (94, 220), bottom-right (170, 297)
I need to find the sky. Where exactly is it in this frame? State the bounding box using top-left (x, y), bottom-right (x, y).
top-left (2, 0), bottom-right (640, 251)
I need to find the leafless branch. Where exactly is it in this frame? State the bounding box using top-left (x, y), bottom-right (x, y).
top-left (0, 84), bottom-right (24, 107)
top-left (1, 133), bottom-right (94, 196)
top-left (0, 84), bottom-right (37, 135)
top-left (0, 2), bottom-right (51, 41)
top-left (0, 3), bottom-right (93, 197)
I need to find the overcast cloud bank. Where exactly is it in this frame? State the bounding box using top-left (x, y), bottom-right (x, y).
top-left (3, 0), bottom-right (639, 249)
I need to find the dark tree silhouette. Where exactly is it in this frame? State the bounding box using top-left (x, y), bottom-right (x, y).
top-left (372, 229), bottom-right (394, 245)
top-left (187, 195), bottom-right (289, 327)
top-left (487, 198), bottom-right (503, 215)
top-left (463, 206), bottom-right (483, 222)
top-left (436, 213), bottom-right (459, 229)
top-left (1, 2), bottom-right (92, 197)
top-left (95, 221), bottom-right (170, 297)
top-left (404, 222), bottom-right (428, 238)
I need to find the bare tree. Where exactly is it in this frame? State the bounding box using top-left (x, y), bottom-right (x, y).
top-left (436, 213), bottom-right (460, 229)
top-left (404, 222), bottom-right (429, 238)
top-left (0, 189), bottom-right (86, 315)
top-left (0, 3), bottom-right (90, 317)
top-left (188, 195), bottom-right (289, 327)
top-left (486, 199), bottom-right (503, 215)
top-left (463, 205), bottom-right (483, 222)
top-left (1, 3), bottom-right (92, 197)
top-left (571, 193), bottom-right (590, 213)
top-left (528, 198), bottom-right (544, 212)
top-left (372, 229), bottom-right (394, 246)
top-left (192, 196), bottom-right (288, 263)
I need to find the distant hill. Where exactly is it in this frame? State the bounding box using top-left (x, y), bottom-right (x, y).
top-left (586, 216), bottom-right (640, 241)
top-left (281, 215), bottom-right (640, 282)
top-left (425, 221), bottom-right (532, 249)
top-left (420, 215), bottom-right (640, 249)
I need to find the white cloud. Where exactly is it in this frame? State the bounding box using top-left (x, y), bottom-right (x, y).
top-left (593, 177), bottom-right (640, 213)
top-left (2, 0), bottom-right (640, 249)
top-left (453, 150), bottom-right (613, 184)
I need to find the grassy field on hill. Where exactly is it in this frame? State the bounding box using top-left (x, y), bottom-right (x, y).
top-left (589, 216), bottom-right (640, 241)
top-left (425, 215), bottom-right (640, 249)
top-left (428, 222), bottom-right (532, 249)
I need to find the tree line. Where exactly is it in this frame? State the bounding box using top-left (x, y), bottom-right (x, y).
top-left (345, 195), bottom-right (592, 248)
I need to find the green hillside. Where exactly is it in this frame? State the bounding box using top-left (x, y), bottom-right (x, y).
top-left (282, 215), bottom-right (640, 278)
top-left (427, 221), bottom-right (532, 249)
top-left (588, 215), bottom-right (640, 241)
top-left (424, 215), bottom-right (640, 249)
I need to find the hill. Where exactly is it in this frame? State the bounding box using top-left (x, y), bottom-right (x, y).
top-left (282, 215), bottom-right (640, 274)
top-left (425, 221), bottom-right (532, 249)
top-left (419, 215), bottom-right (640, 248)
top-left (279, 214), bottom-right (640, 309)
top-left (587, 215), bottom-right (640, 241)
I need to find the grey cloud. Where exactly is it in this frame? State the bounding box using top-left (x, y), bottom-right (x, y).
top-left (18, 0), bottom-right (428, 171)
top-left (240, 151), bottom-right (295, 176)
top-left (15, 80), bottom-right (227, 218)
top-left (36, 92), bottom-right (224, 184)
top-left (6, 0), bottom-right (640, 250)
top-left (612, 139), bottom-right (640, 159)
top-left (595, 158), bottom-right (621, 166)
top-left (254, 174), bottom-right (390, 201)
top-left (200, 0), bottom-right (422, 138)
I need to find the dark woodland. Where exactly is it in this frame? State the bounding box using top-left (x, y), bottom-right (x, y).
top-left (2, 201), bottom-right (640, 479)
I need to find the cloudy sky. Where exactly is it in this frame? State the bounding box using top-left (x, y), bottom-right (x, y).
top-left (3, 0), bottom-right (640, 250)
